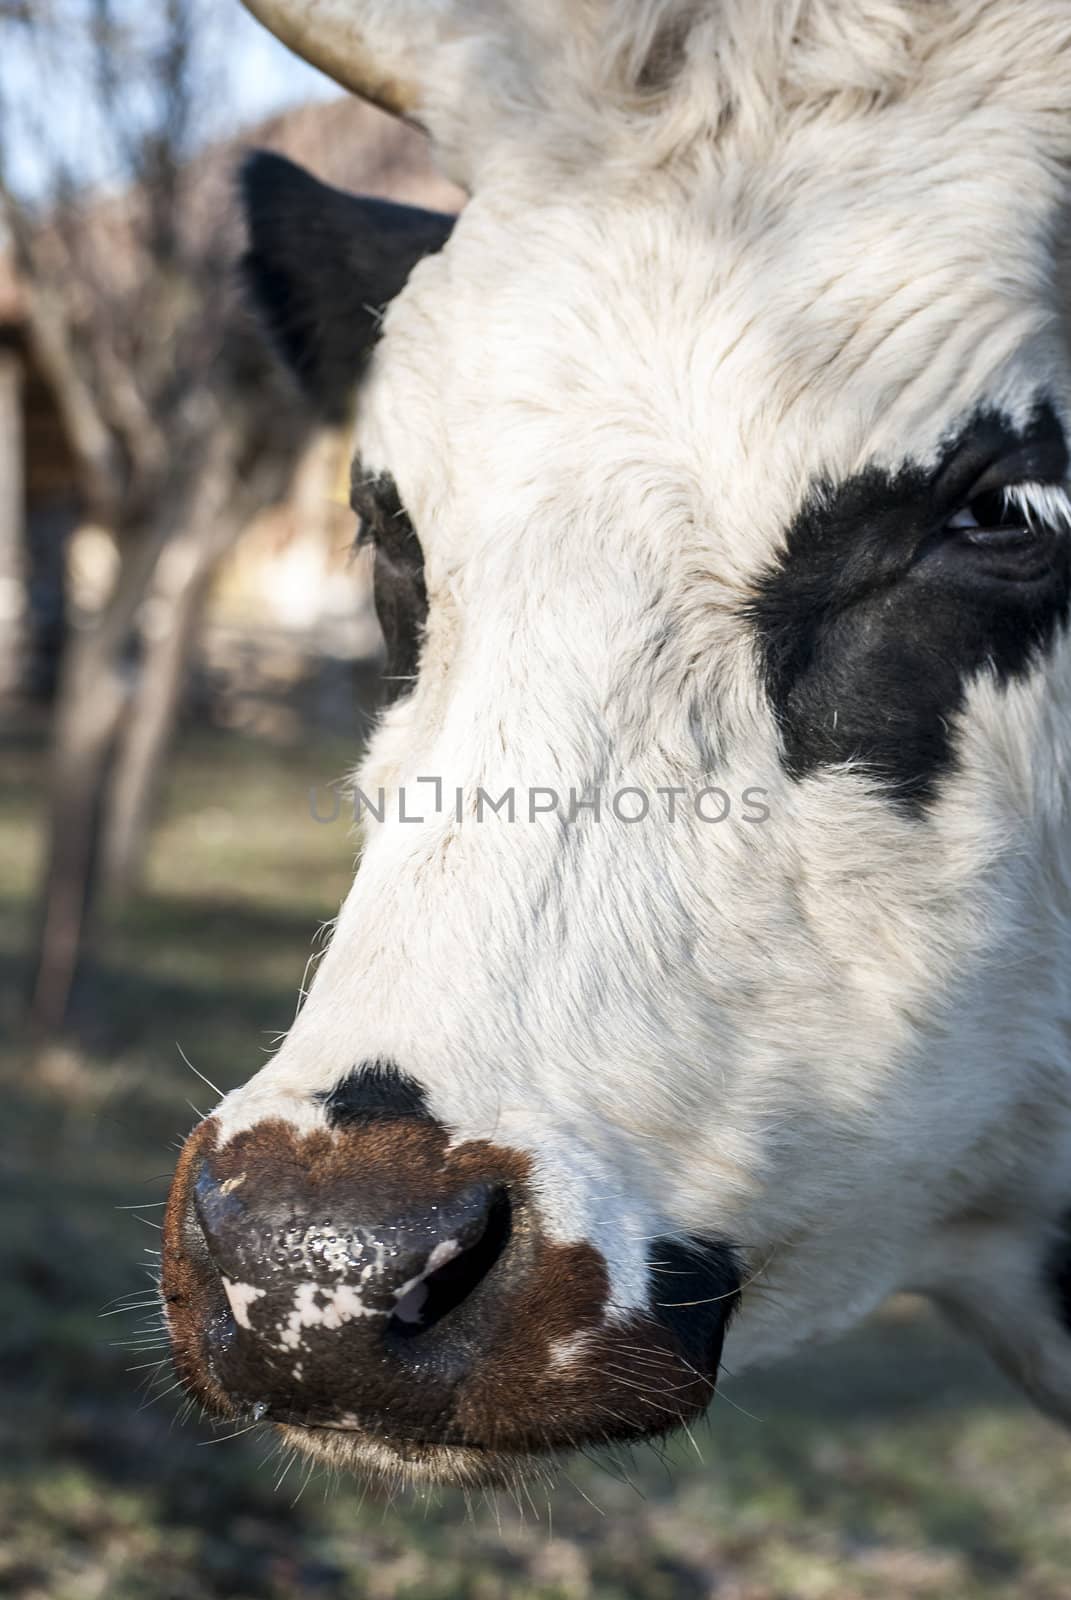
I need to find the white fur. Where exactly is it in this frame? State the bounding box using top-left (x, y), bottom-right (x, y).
top-left (219, 1), bottom-right (1071, 1422)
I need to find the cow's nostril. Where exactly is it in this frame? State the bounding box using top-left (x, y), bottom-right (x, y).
top-left (388, 1188), bottom-right (512, 1338)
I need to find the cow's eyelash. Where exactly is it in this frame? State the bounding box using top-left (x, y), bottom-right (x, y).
top-left (1000, 483), bottom-right (1071, 531)
top-left (946, 481), bottom-right (1071, 538)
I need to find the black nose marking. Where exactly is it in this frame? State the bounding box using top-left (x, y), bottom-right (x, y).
top-left (317, 1061), bottom-right (432, 1128)
top-left (648, 1236), bottom-right (741, 1370)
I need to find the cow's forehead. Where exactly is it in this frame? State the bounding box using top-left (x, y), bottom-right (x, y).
top-left (357, 103), bottom-right (1068, 578)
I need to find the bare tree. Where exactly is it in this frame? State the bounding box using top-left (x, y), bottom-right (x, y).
top-left (0, 339), bottom-right (24, 698)
top-left (0, 1), bottom-right (316, 1037)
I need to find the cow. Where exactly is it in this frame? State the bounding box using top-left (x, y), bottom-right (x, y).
top-left (162, 0), bottom-right (1071, 1487)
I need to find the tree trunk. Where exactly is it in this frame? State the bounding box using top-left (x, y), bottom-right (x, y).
top-left (0, 347), bottom-right (25, 700)
top-left (27, 415), bottom-right (310, 1039)
top-left (28, 620), bottom-right (130, 1038)
top-left (101, 425), bottom-right (342, 903)
top-left (100, 524), bottom-right (233, 902)
top-left (27, 508), bottom-right (180, 1038)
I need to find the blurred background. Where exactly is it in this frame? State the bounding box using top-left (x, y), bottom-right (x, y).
top-left (1, 4), bottom-right (1070, 1598)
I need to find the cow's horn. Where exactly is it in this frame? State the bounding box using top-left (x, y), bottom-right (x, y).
top-left (239, 1), bottom-right (421, 118)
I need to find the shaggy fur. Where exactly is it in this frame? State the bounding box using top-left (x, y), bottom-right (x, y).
top-left (186, 0), bottom-right (1071, 1479)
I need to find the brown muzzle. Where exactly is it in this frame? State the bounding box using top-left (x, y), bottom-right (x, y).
top-left (161, 1091), bottom-right (739, 1476)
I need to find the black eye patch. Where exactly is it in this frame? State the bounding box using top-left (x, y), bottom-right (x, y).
top-left (748, 403), bottom-right (1071, 813)
top-left (351, 466), bottom-right (428, 696)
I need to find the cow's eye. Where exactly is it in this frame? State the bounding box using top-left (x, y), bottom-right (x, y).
top-left (940, 481), bottom-right (1071, 579)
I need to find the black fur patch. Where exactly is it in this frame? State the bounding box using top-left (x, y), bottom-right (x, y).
top-left (749, 405), bottom-right (1070, 812)
top-left (1045, 1214), bottom-right (1071, 1336)
top-left (240, 151), bottom-right (454, 421)
top-left (318, 1061), bottom-right (434, 1128)
top-left (352, 466), bottom-right (428, 691)
top-left (648, 1236), bottom-right (740, 1373)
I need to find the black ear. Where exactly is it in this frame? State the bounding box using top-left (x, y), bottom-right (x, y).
top-left (239, 151), bottom-right (455, 421)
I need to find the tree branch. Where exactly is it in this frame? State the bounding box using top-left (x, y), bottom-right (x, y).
top-left (0, 176), bottom-right (124, 521)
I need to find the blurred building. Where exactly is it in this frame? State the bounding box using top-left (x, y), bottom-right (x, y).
top-left (0, 96), bottom-right (462, 723)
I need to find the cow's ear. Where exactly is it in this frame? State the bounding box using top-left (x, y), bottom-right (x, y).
top-left (240, 151), bottom-right (455, 421)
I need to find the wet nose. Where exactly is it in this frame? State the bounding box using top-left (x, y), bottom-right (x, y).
top-left (190, 1155), bottom-right (514, 1433)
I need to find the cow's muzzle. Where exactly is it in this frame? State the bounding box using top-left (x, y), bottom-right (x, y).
top-left (190, 1161), bottom-right (513, 1431)
top-left (161, 1111), bottom-right (740, 1483)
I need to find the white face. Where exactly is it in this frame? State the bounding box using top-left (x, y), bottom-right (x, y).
top-left (165, 0), bottom-right (1071, 1482)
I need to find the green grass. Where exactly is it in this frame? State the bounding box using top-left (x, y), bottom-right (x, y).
top-left (3, 715), bottom-right (1071, 1600)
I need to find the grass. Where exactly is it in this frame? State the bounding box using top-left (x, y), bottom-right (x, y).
top-left (3, 714), bottom-right (1071, 1600)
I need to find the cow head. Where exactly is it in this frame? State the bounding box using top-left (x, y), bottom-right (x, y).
top-left (163, 1), bottom-right (1071, 1485)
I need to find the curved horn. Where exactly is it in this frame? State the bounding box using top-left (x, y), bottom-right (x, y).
top-left (239, 1), bottom-right (421, 118)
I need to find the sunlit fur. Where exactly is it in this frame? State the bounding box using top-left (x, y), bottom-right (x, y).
top-left (201, 0), bottom-right (1071, 1475)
